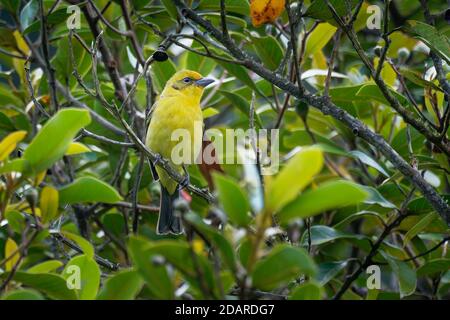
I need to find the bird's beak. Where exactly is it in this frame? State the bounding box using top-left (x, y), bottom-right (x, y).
top-left (195, 78), bottom-right (215, 87)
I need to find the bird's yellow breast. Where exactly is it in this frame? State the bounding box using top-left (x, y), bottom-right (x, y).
top-left (146, 95), bottom-right (203, 161)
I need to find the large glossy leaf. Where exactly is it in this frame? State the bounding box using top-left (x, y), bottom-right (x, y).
top-left (381, 252), bottom-right (417, 298)
top-left (278, 180), bottom-right (368, 223)
top-left (97, 269), bottom-right (144, 300)
top-left (304, 23), bottom-right (337, 57)
top-left (251, 35), bottom-right (283, 70)
top-left (2, 289), bottom-right (44, 300)
top-left (404, 21), bottom-right (450, 64)
top-left (0, 130), bottom-right (27, 161)
top-left (289, 281), bottom-right (323, 300)
top-left (417, 259), bottom-right (450, 277)
top-left (316, 260), bottom-right (348, 285)
top-left (301, 225), bottom-right (365, 246)
top-left (266, 146), bottom-right (324, 212)
top-left (403, 213), bottom-right (437, 247)
top-left (19, 0), bottom-right (38, 31)
top-left (61, 231), bottom-right (95, 259)
top-left (252, 245), bottom-right (317, 291)
top-left (213, 173), bottom-right (251, 226)
top-left (28, 260), bottom-right (64, 274)
top-left (5, 238), bottom-right (20, 271)
top-left (23, 109), bottom-right (91, 173)
top-left (150, 58), bottom-right (177, 93)
top-left (40, 186), bottom-right (59, 224)
top-left (305, 0), bottom-right (360, 23)
top-left (0, 271), bottom-right (77, 300)
top-left (62, 255), bottom-right (101, 300)
top-left (184, 212), bottom-right (237, 272)
top-left (59, 177), bottom-right (122, 205)
top-left (128, 237), bottom-right (174, 299)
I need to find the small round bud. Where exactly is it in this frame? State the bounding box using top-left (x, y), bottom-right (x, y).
top-left (295, 101), bottom-right (309, 120)
top-left (151, 255), bottom-right (166, 266)
top-left (152, 47), bottom-right (168, 62)
top-left (397, 47), bottom-right (410, 64)
top-left (374, 46), bottom-right (382, 57)
top-left (173, 198), bottom-right (190, 213)
top-left (24, 188), bottom-right (38, 208)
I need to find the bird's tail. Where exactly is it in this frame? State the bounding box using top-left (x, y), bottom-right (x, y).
top-left (157, 185), bottom-right (183, 235)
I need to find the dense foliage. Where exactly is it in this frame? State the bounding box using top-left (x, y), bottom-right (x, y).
top-left (0, 0), bottom-right (449, 300)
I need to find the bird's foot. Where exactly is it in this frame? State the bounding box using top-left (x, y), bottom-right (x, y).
top-left (153, 153), bottom-right (163, 165)
top-left (179, 174), bottom-right (190, 190)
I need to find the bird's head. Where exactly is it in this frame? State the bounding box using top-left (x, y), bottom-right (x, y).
top-left (161, 70), bottom-right (214, 100)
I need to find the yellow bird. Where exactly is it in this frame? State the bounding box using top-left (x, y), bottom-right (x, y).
top-left (146, 70), bottom-right (214, 234)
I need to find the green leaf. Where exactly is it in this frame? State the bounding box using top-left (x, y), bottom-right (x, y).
top-left (381, 252), bottom-right (417, 298)
top-left (28, 260), bottom-right (64, 274)
top-left (305, 0), bottom-right (359, 23)
top-left (197, 0), bottom-right (250, 15)
top-left (59, 177), bottom-right (122, 205)
top-left (408, 195), bottom-right (450, 214)
top-left (417, 259), bottom-right (450, 277)
top-left (399, 67), bottom-right (443, 92)
top-left (278, 180), bottom-right (368, 223)
top-left (0, 271), bottom-right (77, 300)
top-left (251, 35), bottom-right (283, 70)
top-left (5, 210), bottom-right (25, 234)
top-left (356, 84), bottom-right (410, 107)
top-left (20, 0), bottom-right (38, 31)
top-left (403, 213), bottom-right (437, 247)
top-left (404, 21), bottom-right (450, 64)
top-left (216, 60), bottom-right (258, 92)
top-left (301, 225), bottom-right (364, 246)
top-left (61, 231), bottom-right (95, 259)
top-left (2, 289), bottom-right (44, 300)
top-left (0, 159), bottom-right (29, 175)
top-left (267, 146), bottom-right (324, 212)
top-left (348, 150), bottom-right (389, 177)
top-left (317, 260), bottom-right (349, 285)
top-left (62, 255), bottom-right (100, 300)
top-left (128, 237), bottom-right (174, 299)
top-left (150, 58), bottom-right (176, 93)
top-left (185, 43), bottom-right (216, 76)
top-left (304, 23), bottom-right (337, 57)
top-left (213, 173), bottom-right (251, 226)
top-left (40, 186), bottom-right (59, 224)
top-left (97, 269), bottom-right (144, 300)
top-left (289, 281), bottom-right (323, 300)
top-left (361, 186), bottom-right (397, 209)
top-left (160, 0), bottom-right (178, 19)
top-left (252, 245), bottom-right (317, 291)
top-left (146, 240), bottom-right (217, 297)
top-left (184, 212), bottom-right (237, 272)
top-left (23, 109), bottom-right (91, 173)
top-left (219, 90), bottom-right (262, 127)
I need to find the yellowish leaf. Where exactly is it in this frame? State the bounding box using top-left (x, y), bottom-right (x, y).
top-left (34, 170), bottom-right (47, 186)
top-left (40, 186), bottom-right (59, 223)
top-left (374, 57), bottom-right (397, 87)
top-left (250, 0), bottom-right (285, 27)
top-left (0, 131), bottom-right (27, 161)
top-left (65, 142), bottom-right (91, 156)
top-left (5, 238), bottom-right (20, 271)
top-left (305, 23), bottom-right (337, 58)
top-left (266, 146), bottom-right (324, 212)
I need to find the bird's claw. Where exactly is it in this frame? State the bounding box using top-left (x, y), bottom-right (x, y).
top-left (179, 174), bottom-right (190, 190)
top-left (153, 153), bottom-right (163, 165)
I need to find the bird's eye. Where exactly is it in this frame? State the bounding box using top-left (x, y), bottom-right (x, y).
top-left (182, 77), bottom-right (191, 83)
